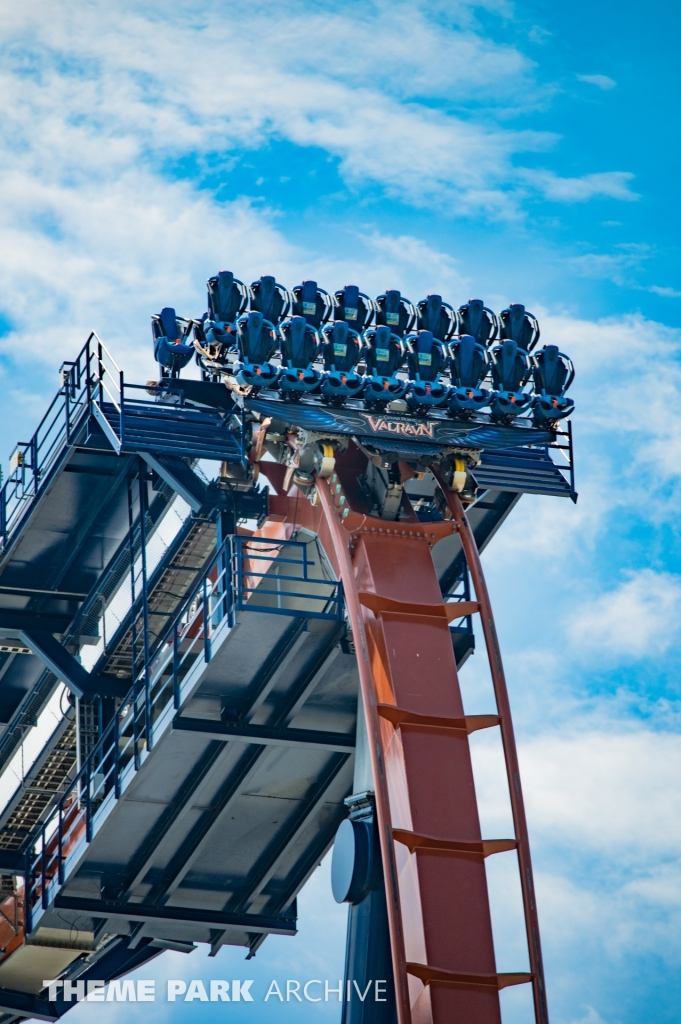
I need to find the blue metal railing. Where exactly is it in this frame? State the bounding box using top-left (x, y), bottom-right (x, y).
top-left (24, 531), bottom-right (343, 923)
top-left (444, 561), bottom-right (475, 636)
top-left (1, 339), bottom-right (93, 545)
top-left (0, 333), bottom-right (122, 548)
top-left (551, 420), bottom-right (576, 501)
top-left (233, 535), bottom-right (343, 619)
top-left (0, 334), bottom-right (247, 550)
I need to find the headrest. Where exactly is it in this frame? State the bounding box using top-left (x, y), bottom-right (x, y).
top-left (254, 275), bottom-right (277, 319)
top-left (464, 299), bottom-right (484, 340)
top-left (382, 290), bottom-right (401, 327)
top-left (335, 285), bottom-right (371, 331)
top-left (341, 285), bottom-right (359, 315)
top-left (414, 329), bottom-right (435, 352)
top-left (159, 307), bottom-right (179, 342)
top-left (301, 279), bottom-right (317, 308)
top-left (452, 335), bottom-right (478, 383)
top-left (287, 315), bottom-right (308, 348)
top-left (424, 295), bottom-right (442, 333)
top-left (535, 344), bottom-right (570, 395)
top-left (499, 303), bottom-right (540, 351)
top-left (244, 310), bottom-right (263, 336)
top-left (331, 321), bottom-right (349, 346)
top-left (292, 279), bottom-right (326, 326)
top-left (494, 339), bottom-right (529, 388)
top-left (504, 304), bottom-right (526, 341)
top-left (373, 324), bottom-right (393, 347)
top-left (207, 270), bottom-right (235, 321)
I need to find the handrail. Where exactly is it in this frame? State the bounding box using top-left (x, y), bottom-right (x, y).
top-left (91, 331), bottom-right (122, 376)
top-left (0, 337), bottom-right (94, 545)
top-left (24, 532), bottom-right (344, 915)
top-left (0, 331), bottom-right (174, 549)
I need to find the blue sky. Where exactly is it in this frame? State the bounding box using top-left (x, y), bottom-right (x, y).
top-left (1, 1), bottom-right (680, 1022)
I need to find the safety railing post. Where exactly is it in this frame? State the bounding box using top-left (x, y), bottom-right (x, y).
top-left (236, 537), bottom-right (243, 612)
top-left (64, 368), bottom-right (71, 445)
top-left (40, 828), bottom-right (47, 910)
top-left (127, 478), bottom-right (140, 771)
top-left (85, 759), bottom-right (92, 843)
top-left (119, 369), bottom-right (125, 445)
top-left (173, 627), bottom-right (180, 710)
top-left (31, 436), bottom-right (38, 497)
top-left (227, 538), bottom-right (235, 627)
top-left (138, 462), bottom-right (152, 751)
top-left (568, 419), bottom-right (576, 501)
top-left (203, 575), bottom-right (211, 663)
top-left (97, 339), bottom-right (103, 405)
top-left (114, 708), bottom-right (121, 799)
top-left (24, 848), bottom-right (32, 935)
top-left (57, 800), bottom-right (64, 885)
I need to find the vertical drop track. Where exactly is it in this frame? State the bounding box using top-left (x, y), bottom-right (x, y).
top-left (315, 470), bottom-right (548, 1024)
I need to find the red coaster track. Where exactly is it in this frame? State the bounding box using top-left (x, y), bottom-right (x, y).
top-left (267, 449), bottom-right (548, 1024)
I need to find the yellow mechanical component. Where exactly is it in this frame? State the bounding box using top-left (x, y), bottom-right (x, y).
top-left (452, 457), bottom-right (467, 493)
top-left (318, 443), bottom-right (336, 478)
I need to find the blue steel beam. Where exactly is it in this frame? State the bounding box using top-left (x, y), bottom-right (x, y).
top-left (140, 452), bottom-right (207, 513)
top-left (17, 631), bottom-right (128, 700)
top-left (52, 895), bottom-right (297, 935)
top-left (172, 715), bottom-right (355, 751)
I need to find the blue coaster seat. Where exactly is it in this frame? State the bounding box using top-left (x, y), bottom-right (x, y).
top-left (200, 270), bottom-right (248, 352)
top-left (405, 330), bottom-right (450, 410)
top-left (279, 316), bottom-right (322, 395)
top-left (532, 345), bottom-right (575, 422)
top-left (448, 334), bottom-right (491, 415)
top-left (332, 285), bottom-right (374, 332)
top-left (249, 275), bottom-right (291, 325)
top-left (499, 303), bottom-right (540, 351)
top-left (320, 321), bottom-right (365, 402)
top-left (415, 294), bottom-right (456, 342)
top-left (290, 280), bottom-right (332, 329)
top-left (457, 299), bottom-right (498, 346)
top-left (374, 289), bottom-right (415, 338)
top-left (152, 307), bottom-right (194, 377)
top-left (362, 325), bottom-right (407, 404)
top-left (489, 339), bottom-right (533, 418)
top-left (234, 311), bottom-right (280, 389)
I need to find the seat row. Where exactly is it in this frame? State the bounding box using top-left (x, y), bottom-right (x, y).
top-left (151, 272), bottom-right (575, 423)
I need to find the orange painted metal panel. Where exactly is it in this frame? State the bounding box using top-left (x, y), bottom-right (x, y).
top-left (263, 453), bottom-right (547, 1024)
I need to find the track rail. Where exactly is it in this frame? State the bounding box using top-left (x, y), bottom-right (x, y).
top-left (433, 470), bottom-right (549, 1024)
top-left (317, 469), bottom-right (548, 1024)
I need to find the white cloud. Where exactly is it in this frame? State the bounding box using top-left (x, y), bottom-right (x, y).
top-left (528, 25), bottom-right (552, 45)
top-left (519, 728), bottom-right (681, 854)
top-left (523, 170), bottom-right (638, 202)
top-left (567, 569), bottom-right (681, 659)
top-left (470, 725), bottom-right (681, 860)
top-left (577, 74), bottom-right (617, 91)
top-left (650, 285), bottom-right (681, 298)
top-left (0, 0), bottom-right (636, 251)
top-left (567, 243), bottom-right (648, 283)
